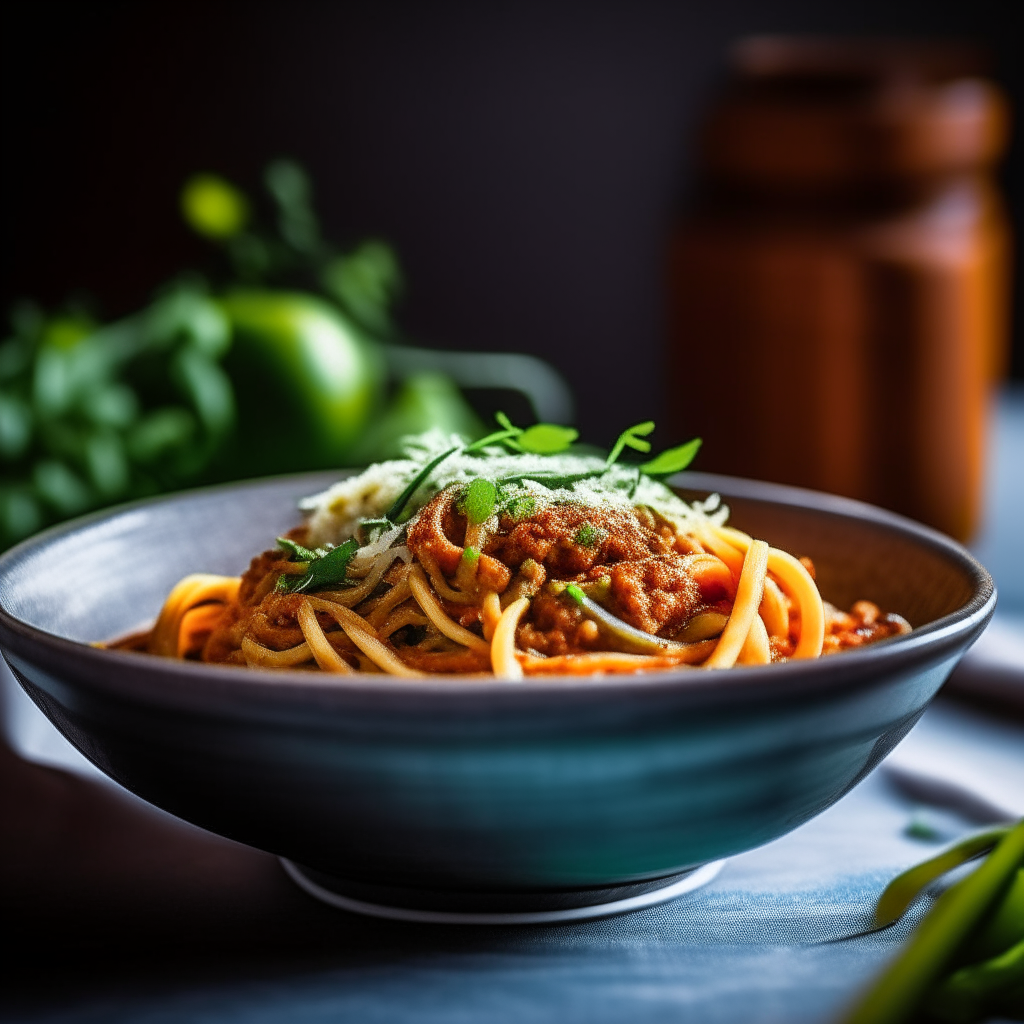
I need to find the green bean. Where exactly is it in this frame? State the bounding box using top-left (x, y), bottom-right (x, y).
top-left (925, 935), bottom-right (1024, 1023)
top-left (965, 866), bottom-right (1024, 960)
top-left (874, 827), bottom-right (1010, 928)
top-left (842, 819), bottom-right (1024, 1024)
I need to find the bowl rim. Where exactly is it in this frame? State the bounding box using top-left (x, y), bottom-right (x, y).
top-left (0, 469), bottom-right (997, 716)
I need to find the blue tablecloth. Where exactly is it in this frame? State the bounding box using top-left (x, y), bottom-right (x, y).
top-left (7, 699), bottom-right (1022, 1024)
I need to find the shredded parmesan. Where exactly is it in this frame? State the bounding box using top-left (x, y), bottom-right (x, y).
top-left (301, 428), bottom-right (728, 548)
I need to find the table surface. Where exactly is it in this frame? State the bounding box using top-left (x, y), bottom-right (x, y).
top-left (2, 389), bottom-right (1022, 1024)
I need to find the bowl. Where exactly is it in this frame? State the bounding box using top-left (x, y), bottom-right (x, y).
top-left (0, 471), bottom-right (994, 919)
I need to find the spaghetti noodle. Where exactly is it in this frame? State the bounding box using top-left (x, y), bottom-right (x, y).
top-left (115, 426), bottom-right (911, 677)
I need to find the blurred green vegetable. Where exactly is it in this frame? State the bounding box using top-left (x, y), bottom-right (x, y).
top-left (843, 818), bottom-right (1024, 1024)
top-left (874, 827), bottom-right (1010, 929)
top-left (1, 284), bottom-right (235, 548)
top-left (2, 159), bottom-right (574, 552)
top-left (215, 290), bottom-right (381, 477)
top-left (181, 174), bottom-right (249, 240)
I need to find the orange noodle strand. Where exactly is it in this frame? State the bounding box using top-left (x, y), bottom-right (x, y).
top-left (705, 540), bottom-right (769, 669)
top-left (715, 525), bottom-right (825, 659)
top-left (492, 597), bottom-right (530, 679)
top-left (148, 574), bottom-right (240, 658)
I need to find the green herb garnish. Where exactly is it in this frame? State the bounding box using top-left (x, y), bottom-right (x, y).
top-left (464, 478), bottom-right (498, 524)
top-left (361, 414), bottom-right (700, 540)
top-left (517, 423), bottom-right (579, 454)
top-left (502, 492), bottom-right (537, 520)
top-left (606, 421), bottom-right (655, 468)
top-left (276, 536), bottom-right (318, 562)
top-left (465, 412), bottom-right (577, 456)
top-left (275, 536), bottom-right (360, 594)
top-left (640, 438), bottom-right (702, 477)
top-left (385, 445), bottom-right (461, 523)
top-left (358, 517), bottom-right (392, 543)
top-left (574, 523), bottom-right (606, 547)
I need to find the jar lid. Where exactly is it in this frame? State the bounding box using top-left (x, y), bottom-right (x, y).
top-left (701, 37), bottom-right (1008, 188)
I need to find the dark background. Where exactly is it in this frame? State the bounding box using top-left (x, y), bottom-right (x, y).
top-left (3, 0), bottom-right (1021, 446)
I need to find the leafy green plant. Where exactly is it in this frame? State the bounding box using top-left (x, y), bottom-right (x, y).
top-left (0, 285), bottom-right (234, 548)
top-left (3, 160), bottom-right (570, 550)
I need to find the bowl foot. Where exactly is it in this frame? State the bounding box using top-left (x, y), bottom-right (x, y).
top-left (280, 858), bottom-right (725, 924)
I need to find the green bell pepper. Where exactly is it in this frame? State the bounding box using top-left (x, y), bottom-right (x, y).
top-left (216, 290), bottom-right (383, 476)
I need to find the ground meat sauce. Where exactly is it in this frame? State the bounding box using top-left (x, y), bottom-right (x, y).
top-left (203, 549), bottom-right (365, 666)
top-left (485, 503), bottom-right (667, 575)
top-left (823, 600), bottom-right (909, 653)
top-left (586, 555), bottom-right (704, 637)
top-left (189, 484), bottom-right (909, 673)
top-left (407, 491), bottom-right (727, 656)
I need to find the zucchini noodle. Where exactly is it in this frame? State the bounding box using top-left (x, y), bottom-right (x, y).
top-left (115, 442), bottom-right (910, 677)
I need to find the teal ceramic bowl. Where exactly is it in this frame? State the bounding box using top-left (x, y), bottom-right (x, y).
top-left (0, 472), bottom-right (994, 915)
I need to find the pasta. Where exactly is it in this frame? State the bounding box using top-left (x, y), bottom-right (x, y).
top-left (113, 427), bottom-right (911, 677)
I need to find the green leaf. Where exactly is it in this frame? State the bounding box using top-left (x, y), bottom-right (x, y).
top-left (320, 241), bottom-right (402, 332)
top-left (0, 336), bottom-right (32, 381)
top-left (277, 536), bottom-right (318, 562)
top-left (84, 430), bottom-right (129, 498)
top-left (81, 384), bottom-right (138, 429)
top-left (606, 421), bottom-right (655, 468)
top-left (33, 460), bottom-right (93, 515)
top-left (43, 316), bottom-right (92, 351)
top-left (0, 392), bottom-right (32, 458)
top-left (276, 538), bottom-right (360, 594)
top-left (181, 174), bottom-right (249, 239)
top-left (265, 160), bottom-right (319, 253)
top-left (171, 347), bottom-right (235, 437)
top-left (517, 423), bottom-right (578, 455)
top-left (0, 489), bottom-right (42, 545)
top-left (465, 412), bottom-right (525, 453)
top-left (126, 408), bottom-right (196, 464)
top-left (464, 478), bottom-right (497, 525)
top-left (385, 445), bottom-right (461, 523)
top-left (640, 438), bottom-right (702, 477)
top-left (963, 866), bottom-right (1024, 962)
top-left (264, 159), bottom-right (310, 207)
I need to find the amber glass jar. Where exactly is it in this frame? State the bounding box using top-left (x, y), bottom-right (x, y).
top-left (667, 39), bottom-right (1010, 540)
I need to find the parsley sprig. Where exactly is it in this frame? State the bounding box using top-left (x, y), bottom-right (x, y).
top-left (363, 414), bottom-right (701, 534)
top-left (275, 536), bottom-right (360, 594)
top-left (605, 422), bottom-right (702, 477)
top-left (381, 412), bottom-right (580, 524)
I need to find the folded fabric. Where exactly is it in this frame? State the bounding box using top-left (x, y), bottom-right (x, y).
top-left (884, 697), bottom-right (1024, 821)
